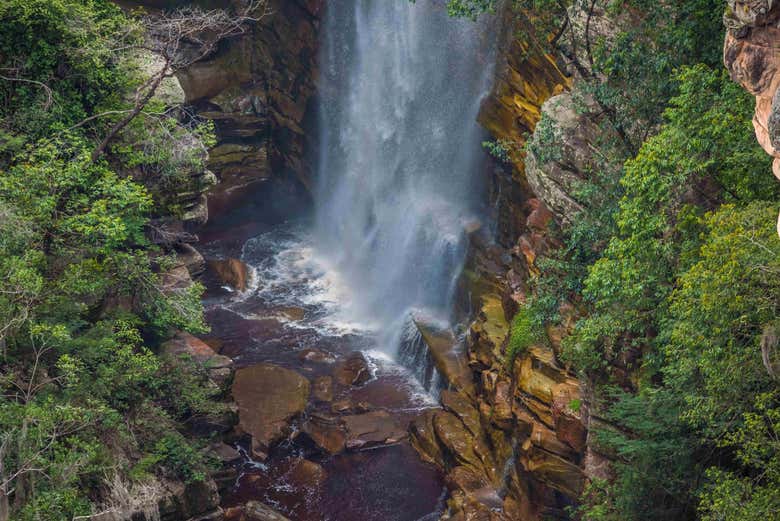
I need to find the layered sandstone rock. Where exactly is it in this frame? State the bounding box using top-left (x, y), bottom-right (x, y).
top-left (178, 0), bottom-right (323, 215)
top-left (724, 0), bottom-right (780, 235)
top-left (418, 6), bottom-right (600, 518)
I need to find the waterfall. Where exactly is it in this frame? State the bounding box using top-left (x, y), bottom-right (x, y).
top-left (315, 0), bottom-right (497, 352)
top-left (396, 314), bottom-right (445, 398)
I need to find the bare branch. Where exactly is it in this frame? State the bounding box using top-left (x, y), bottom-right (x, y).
top-left (0, 74), bottom-right (54, 111)
top-left (91, 0), bottom-right (269, 162)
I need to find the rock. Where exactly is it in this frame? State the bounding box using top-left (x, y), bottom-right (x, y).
top-left (524, 91), bottom-right (620, 226)
top-left (524, 447), bottom-right (585, 498)
top-left (161, 331), bottom-right (234, 389)
top-left (208, 258), bottom-right (251, 292)
top-left (136, 49), bottom-right (186, 106)
top-left (176, 243), bottom-right (206, 278)
top-left (514, 346), bottom-right (579, 407)
top-left (441, 390), bottom-right (482, 437)
top-left (244, 501), bottom-right (291, 521)
top-left (477, 9), bottom-right (569, 173)
top-left (161, 263), bottom-right (193, 293)
top-left (342, 410), bottom-right (407, 450)
top-left (333, 352), bottom-right (372, 386)
top-left (414, 319), bottom-right (475, 398)
top-left (552, 397), bottom-right (587, 452)
top-left (209, 442), bottom-right (242, 465)
top-left (433, 411), bottom-right (482, 473)
top-left (298, 348), bottom-right (336, 364)
top-left (287, 458), bottom-right (327, 489)
top-left (301, 413), bottom-right (346, 455)
top-left (312, 376), bottom-right (334, 402)
top-left (277, 306), bottom-right (306, 321)
top-left (232, 364), bottom-right (310, 459)
top-left (330, 399), bottom-right (371, 415)
top-left (410, 409), bottom-right (445, 468)
top-left (525, 199), bottom-right (554, 231)
top-left (170, 0), bottom-right (323, 216)
top-left (158, 478), bottom-right (221, 521)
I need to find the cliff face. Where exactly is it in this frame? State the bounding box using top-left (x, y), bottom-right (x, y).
top-left (177, 0), bottom-right (323, 216)
top-left (127, 0), bottom-right (322, 218)
top-left (724, 0), bottom-right (780, 235)
top-left (407, 7), bottom-right (607, 519)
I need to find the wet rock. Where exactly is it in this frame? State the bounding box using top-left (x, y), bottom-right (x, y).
top-left (208, 258), bottom-right (251, 292)
top-left (410, 409), bottom-right (445, 468)
top-left (232, 364), bottom-right (310, 459)
top-left (441, 390), bottom-right (482, 437)
top-left (301, 413), bottom-right (346, 455)
top-left (477, 8), bottom-right (569, 174)
top-left (489, 378), bottom-right (515, 431)
top-left (333, 352), bottom-right (372, 386)
top-left (312, 376), bottom-right (334, 402)
top-left (244, 501), bottom-right (291, 521)
top-left (287, 458), bottom-right (328, 489)
top-left (433, 411), bottom-right (482, 472)
top-left (298, 348), bottom-right (336, 364)
top-left (342, 410), bottom-right (407, 450)
top-left (415, 319), bottom-right (475, 398)
top-left (277, 306), bottom-right (306, 321)
top-left (330, 399), bottom-right (371, 415)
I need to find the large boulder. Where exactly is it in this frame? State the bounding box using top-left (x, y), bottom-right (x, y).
top-left (232, 364), bottom-right (310, 459)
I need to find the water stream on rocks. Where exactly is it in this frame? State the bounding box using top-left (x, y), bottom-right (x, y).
top-left (202, 1), bottom-right (497, 519)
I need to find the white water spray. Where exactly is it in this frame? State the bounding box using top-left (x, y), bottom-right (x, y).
top-left (315, 0), bottom-right (497, 351)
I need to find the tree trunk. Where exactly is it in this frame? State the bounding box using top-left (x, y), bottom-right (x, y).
top-left (0, 489), bottom-right (9, 521)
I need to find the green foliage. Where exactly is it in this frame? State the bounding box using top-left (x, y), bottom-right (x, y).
top-left (482, 139), bottom-right (514, 163)
top-left (445, 0), bottom-right (497, 19)
top-left (506, 301), bottom-right (546, 363)
top-left (563, 65), bottom-right (775, 373)
top-left (0, 0), bottom-right (219, 517)
top-left (511, 6), bottom-right (779, 519)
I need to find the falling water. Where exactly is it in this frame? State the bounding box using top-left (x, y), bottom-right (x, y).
top-left (315, 0), bottom-right (497, 351)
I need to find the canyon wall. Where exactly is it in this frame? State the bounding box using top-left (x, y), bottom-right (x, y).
top-left (409, 7), bottom-right (608, 520)
top-left (178, 0), bottom-right (323, 216)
